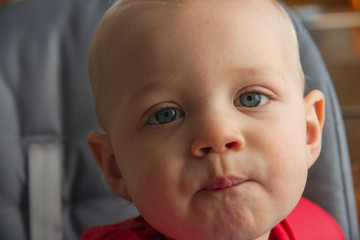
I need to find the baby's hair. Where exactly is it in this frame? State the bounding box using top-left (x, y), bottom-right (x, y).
top-left (88, 0), bottom-right (304, 130)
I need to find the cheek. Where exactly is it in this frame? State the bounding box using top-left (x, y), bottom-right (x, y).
top-left (263, 116), bottom-right (308, 200)
top-left (246, 109), bottom-right (309, 202)
top-left (116, 139), bottom-right (185, 205)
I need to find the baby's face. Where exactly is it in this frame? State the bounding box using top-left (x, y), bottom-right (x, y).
top-left (97, 1), bottom-right (322, 239)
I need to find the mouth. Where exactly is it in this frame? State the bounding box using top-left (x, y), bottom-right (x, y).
top-left (202, 175), bottom-right (247, 191)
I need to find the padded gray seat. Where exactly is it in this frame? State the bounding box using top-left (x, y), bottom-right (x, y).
top-left (0, 0), bottom-right (358, 239)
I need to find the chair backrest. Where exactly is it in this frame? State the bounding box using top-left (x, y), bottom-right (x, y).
top-left (0, 0), bottom-right (358, 239)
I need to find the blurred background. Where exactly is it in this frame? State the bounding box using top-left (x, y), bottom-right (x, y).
top-left (283, 0), bottom-right (360, 227)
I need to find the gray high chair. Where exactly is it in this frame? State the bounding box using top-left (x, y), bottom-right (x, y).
top-left (0, 0), bottom-right (358, 239)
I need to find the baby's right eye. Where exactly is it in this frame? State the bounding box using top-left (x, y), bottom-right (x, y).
top-left (148, 108), bottom-right (184, 125)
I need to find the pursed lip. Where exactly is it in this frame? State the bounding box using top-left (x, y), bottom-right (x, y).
top-left (202, 175), bottom-right (247, 191)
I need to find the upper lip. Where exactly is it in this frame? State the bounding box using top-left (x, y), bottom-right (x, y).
top-left (202, 175), bottom-right (246, 191)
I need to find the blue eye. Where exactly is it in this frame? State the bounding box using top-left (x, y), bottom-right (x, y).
top-left (236, 92), bottom-right (269, 108)
top-left (148, 108), bottom-right (184, 125)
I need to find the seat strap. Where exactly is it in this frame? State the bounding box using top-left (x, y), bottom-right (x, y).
top-left (28, 141), bottom-right (62, 240)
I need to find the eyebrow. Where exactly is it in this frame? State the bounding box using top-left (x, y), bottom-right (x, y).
top-left (253, 66), bottom-right (305, 93)
top-left (125, 80), bottom-right (170, 109)
top-left (240, 67), bottom-right (286, 80)
top-left (230, 66), bottom-right (288, 88)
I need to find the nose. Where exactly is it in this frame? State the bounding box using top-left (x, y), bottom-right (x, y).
top-left (190, 115), bottom-right (245, 158)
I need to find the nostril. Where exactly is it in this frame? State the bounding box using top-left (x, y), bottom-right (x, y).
top-left (225, 142), bottom-right (237, 149)
top-left (201, 147), bottom-right (212, 153)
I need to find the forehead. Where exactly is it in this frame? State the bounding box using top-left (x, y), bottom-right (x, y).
top-left (99, 0), bottom-right (300, 97)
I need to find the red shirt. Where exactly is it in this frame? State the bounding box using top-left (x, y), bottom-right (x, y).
top-left (270, 198), bottom-right (345, 240)
top-left (82, 197), bottom-right (345, 240)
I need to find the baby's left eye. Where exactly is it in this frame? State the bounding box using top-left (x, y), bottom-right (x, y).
top-left (235, 92), bottom-right (269, 108)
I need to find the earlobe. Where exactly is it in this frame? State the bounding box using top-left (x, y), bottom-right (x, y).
top-left (304, 90), bottom-right (325, 168)
top-left (87, 131), bottom-right (132, 201)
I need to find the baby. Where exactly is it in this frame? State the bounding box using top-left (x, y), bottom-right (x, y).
top-left (82, 0), bottom-right (345, 239)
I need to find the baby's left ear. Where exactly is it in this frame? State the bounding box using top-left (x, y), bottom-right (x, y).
top-left (304, 90), bottom-right (325, 168)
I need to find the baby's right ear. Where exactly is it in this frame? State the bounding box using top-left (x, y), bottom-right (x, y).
top-left (86, 131), bottom-right (132, 201)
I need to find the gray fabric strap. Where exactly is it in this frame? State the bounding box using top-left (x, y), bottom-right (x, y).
top-left (28, 141), bottom-right (62, 240)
